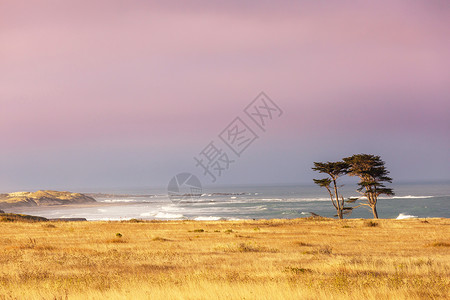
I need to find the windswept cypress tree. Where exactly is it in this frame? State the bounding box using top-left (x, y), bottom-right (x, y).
top-left (312, 161), bottom-right (350, 219)
top-left (343, 154), bottom-right (394, 219)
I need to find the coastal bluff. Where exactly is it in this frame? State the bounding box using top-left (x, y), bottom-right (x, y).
top-left (0, 190), bottom-right (96, 209)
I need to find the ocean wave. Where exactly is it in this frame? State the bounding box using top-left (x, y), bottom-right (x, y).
top-left (93, 217), bottom-right (126, 221)
top-left (154, 212), bottom-right (184, 219)
top-left (190, 197), bottom-right (333, 204)
top-left (139, 211), bottom-right (184, 219)
top-left (139, 212), bottom-right (153, 217)
top-left (101, 199), bottom-right (137, 203)
top-left (391, 195), bottom-right (434, 199)
top-left (396, 213), bottom-right (418, 219)
top-left (258, 198), bottom-right (283, 201)
top-left (269, 198), bottom-right (334, 202)
top-left (161, 205), bottom-right (185, 212)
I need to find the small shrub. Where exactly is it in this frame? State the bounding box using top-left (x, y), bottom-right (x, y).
top-left (42, 224), bottom-right (57, 228)
top-left (128, 219), bottom-right (144, 223)
top-left (413, 259), bottom-right (433, 267)
top-left (116, 233), bottom-right (123, 238)
top-left (234, 234), bottom-right (252, 238)
top-left (305, 216), bottom-right (329, 221)
top-left (107, 239), bottom-right (127, 244)
top-left (237, 243), bottom-right (262, 252)
top-left (285, 267), bottom-right (312, 274)
top-left (260, 220), bottom-right (284, 226)
top-left (215, 242), bottom-right (278, 253)
top-left (152, 237), bottom-right (170, 242)
top-left (224, 229), bottom-right (233, 234)
top-left (318, 245), bottom-right (333, 255)
top-left (429, 241), bottom-right (450, 247)
top-left (193, 229), bottom-right (205, 233)
top-left (302, 245), bottom-right (332, 255)
top-left (295, 241), bottom-right (313, 247)
top-left (364, 220), bottom-right (379, 227)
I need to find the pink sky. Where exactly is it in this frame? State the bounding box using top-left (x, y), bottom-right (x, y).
top-left (1, 1), bottom-right (449, 190)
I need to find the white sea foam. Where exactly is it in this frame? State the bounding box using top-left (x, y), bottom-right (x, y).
top-left (154, 212), bottom-right (184, 219)
top-left (139, 212), bottom-right (154, 217)
top-left (101, 199), bottom-right (136, 203)
top-left (98, 209), bottom-right (107, 213)
top-left (95, 217), bottom-right (125, 221)
top-left (253, 205), bottom-right (268, 211)
top-left (140, 211), bottom-right (184, 219)
top-left (259, 198), bottom-right (283, 201)
top-left (392, 195), bottom-right (434, 199)
top-left (161, 205), bottom-right (185, 212)
top-left (396, 213), bottom-right (418, 220)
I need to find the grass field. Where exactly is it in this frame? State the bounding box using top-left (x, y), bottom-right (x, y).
top-left (0, 218), bottom-right (448, 299)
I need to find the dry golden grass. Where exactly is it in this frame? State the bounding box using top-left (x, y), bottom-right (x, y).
top-left (0, 218), bottom-right (449, 299)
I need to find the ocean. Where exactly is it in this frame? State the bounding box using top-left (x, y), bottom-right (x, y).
top-left (8, 182), bottom-right (450, 221)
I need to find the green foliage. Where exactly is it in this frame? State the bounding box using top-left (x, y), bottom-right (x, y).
top-left (313, 178), bottom-right (331, 189)
top-left (312, 161), bottom-right (351, 219)
top-left (312, 154), bottom-right (394, 219)
top-left (312, 161), bottom-right (349, 179)
top-left (343, 154), bottom-right (394, 198)
top-left (343, 154), bottom-right (394, 218)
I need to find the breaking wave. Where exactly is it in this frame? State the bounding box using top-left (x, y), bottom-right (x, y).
top-left (396, 213), bottom-right (418, 219)
top-left (392, 195), bottom-right (434, 199)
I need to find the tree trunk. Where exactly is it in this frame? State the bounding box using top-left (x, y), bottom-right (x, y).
top-left (332, 179), bottom-right (343, 219)
top-left (371, 205), bottom-right (379, 219)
